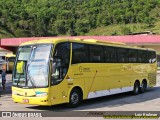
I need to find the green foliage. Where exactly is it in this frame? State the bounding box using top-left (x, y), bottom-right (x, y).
top-left (0, 0), bottom-right (159, 37)
top-left (14, 29), bottom-right (30, 37)
top-left (86, 23), bottom-right (152, 36)
top-left (121, 26), bottom-right (131, 35)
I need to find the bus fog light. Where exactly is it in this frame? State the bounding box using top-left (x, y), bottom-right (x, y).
top-left (36, 92), bottom-right (47, 97)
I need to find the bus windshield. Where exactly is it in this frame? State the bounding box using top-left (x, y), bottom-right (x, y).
top-left (13, 44), bottom-right (52, 88)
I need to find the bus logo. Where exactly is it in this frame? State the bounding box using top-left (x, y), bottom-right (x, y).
top-left (79, 66), bottom-right (82, 73)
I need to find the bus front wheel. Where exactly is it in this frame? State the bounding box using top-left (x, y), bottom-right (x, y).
top-left (133, 81), bottom-right (140, 95)
top-left (69, 88), bottom-right (82, 108)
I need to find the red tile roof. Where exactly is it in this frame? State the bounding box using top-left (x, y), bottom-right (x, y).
top-left (1, 35), bottom-right (160, 46)
top-left (75, 35), bottom-right (160, 44)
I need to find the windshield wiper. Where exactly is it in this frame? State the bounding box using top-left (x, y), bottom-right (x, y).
top-left (26, 63), bottom-right (36, 88)
top-left (25, 46), bottom-right (37, 88)
top-left (27, 72), bottom-right (36, 88)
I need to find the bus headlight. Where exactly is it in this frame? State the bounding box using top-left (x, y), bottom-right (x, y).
top-left (36, 92), bottom-right (47, 97)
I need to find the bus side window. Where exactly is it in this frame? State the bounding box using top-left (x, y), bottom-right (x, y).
top-left (127, 49), bottom-right (137, 63)
top-left (105, 47), bottom-right (117, 63)
top-left (139, 51), bottom-right (148, 63)
top-left (51, 58), bottom-right (62, 84)
top-left (51, 42), bottom-right (70, 85)
top-left (72, 43), bottom-right (88, 64)
top-left (117, 48), bottom-right (127, 63)
top-left (152, 51), bottom-right (157, 63)
top-left (89, 45), bottom-right (104, 63)
top-left (8, 57), bottom-right (15, 62)
top-left (137, 51), bottom-right (144, 63)
top-left (148, 51), bottom-right (156, 63)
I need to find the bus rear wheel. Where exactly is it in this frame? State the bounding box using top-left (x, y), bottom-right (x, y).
top-left (133, 81), bottom-right (140, 95)
top-left (69, 88), bottom-right (82, 108)
top-left (140, 81), bottom-right (147, 93)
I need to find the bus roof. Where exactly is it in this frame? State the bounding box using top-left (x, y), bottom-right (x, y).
top-left (20, 38), bottom-right (67, 46)
top-left (20, 38), bottom-right (155, 51)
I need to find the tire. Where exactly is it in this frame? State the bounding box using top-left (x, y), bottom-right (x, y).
top-left (140, 81), bottom-right (147, 93)
top-left (133, 81), bottom-right (140, 95)
top-left (69, 89), bottom-right (82, 108)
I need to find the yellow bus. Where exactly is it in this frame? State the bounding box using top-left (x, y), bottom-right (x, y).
top-left (5, 53), bottom-right (16, 72)
top-left (12, 38), bottom-right (157, 107)
top-left (0, 53), bottom-right (15, 72)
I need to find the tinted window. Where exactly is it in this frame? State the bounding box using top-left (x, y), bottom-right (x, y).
top-left (72, 43), bottom-right (88, 64)
top-left (72, 43), bottom-right (156, 64)
top-left (54, 42), bottom-right (70, 66)
top-left (89, 45), bottom-right (104, 63)
top-left (8, 57), bottom-right (15, 62)
top-left (51, 42), bottom-right (70, 85)
top-left (137, 50), bottom-right (146, 63)
top-left (127, 49), bottom-right (137, 63)
top-left (117, 48), bottom-right (127, 63)
top-left (148, 51), bottom-right (156, 63)
top-left (105, 47), bottom-right (117, 63)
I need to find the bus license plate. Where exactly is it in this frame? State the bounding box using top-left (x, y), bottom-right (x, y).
top-left (23, 99), bottom-right (29, 103)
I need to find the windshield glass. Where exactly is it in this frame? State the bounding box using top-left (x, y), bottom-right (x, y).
top-left (13, 44), bottom-right (52, 88)
top-left (14, 46), bottom-right (31, 80)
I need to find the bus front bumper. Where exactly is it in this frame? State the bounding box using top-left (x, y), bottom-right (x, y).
top-left (12, 94), bottom-right (52, 106)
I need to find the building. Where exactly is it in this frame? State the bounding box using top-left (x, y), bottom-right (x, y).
top-left (1, 35), bottom-right (160, 68)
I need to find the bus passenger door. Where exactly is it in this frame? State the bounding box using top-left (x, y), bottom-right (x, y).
top-left (50, 61), bottom-right (68, 105)
top-left (50, 42), bottom-right (70, 105)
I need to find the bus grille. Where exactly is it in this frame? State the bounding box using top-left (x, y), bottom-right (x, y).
top-left (148, 73), bottom-right (156, 85)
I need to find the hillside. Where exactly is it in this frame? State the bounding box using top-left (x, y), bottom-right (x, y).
top-left (0, 26), bottom-right (15, 38)
top-left (86, 23), bottom-right (152, 35)
top-left (0, 0), bottom-right (160, 38)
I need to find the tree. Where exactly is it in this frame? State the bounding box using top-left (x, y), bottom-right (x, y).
top-left (75, 19), bottom-right (90, 35)
top-left (52, 20), bottom-right (66, 35)
top-left (121, 26), bottom-right (131, 35)
top-left (0, 0), bottom-right (159, 37)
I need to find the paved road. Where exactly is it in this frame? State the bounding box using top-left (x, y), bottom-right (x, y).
top-left (1, 74), bottom-right (160, 119)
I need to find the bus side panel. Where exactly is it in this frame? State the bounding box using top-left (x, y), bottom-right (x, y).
top-left (147, 63), bottom-right (157, 87)
top-left (50, 79), bottom-right (69, 105)
top-left (86, 63), bottom-right (129, 99)
top-left (68, 63), bottom-right (105, 100)
top-left (82, 63), bottom-right (134, 99)
top-left (74, 62), bottom-right (157, 100)
top-left (66, 64), bottom-right (85, 101)
top-left (103, 64), bottom-right (121, 90)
